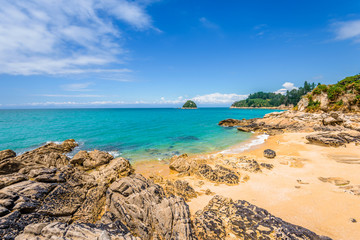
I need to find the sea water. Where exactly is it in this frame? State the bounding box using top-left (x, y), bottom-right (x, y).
top-left (0, 108), bottom-right (281, 162)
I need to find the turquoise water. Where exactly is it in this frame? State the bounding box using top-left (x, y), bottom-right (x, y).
top-left (0, 108), bottom-right (281, 162)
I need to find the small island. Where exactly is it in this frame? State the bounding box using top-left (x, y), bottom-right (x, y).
top-left (182, 100), bottom-right (197, 109)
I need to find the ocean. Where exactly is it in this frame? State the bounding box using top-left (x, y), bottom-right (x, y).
top-left (0, 108), bottom-right (281, 162)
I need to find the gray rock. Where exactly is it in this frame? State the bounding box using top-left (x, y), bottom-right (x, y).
top-left (264, 149), bottom-right (276, 158)
top-left (194, 195), bottom-right (331, 240)
top-left (103, 174), bottom-right (195, 240)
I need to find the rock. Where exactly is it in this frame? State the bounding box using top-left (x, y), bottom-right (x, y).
top-left (163, 180), bottom-right (197, 201)
top-left (14, 140), bottom-right (78, 170)
top-left (15, 222), bottom-right (139, 240)
top-left (339, 185), bottom-right (360, 195)
top-left (196, 164), bottom-right (239, 184)
top-left (263, 149), bottom-right (276, 158)
top-left (306, 131), bottom-right (360, 147)
top-left (38, 184), bottom-right (86, 216)
top-left (260, 162), bottom-right (274, 170)
top-left (218, 118), bottom-right (243, 127)
top-left (297, 97), bottom-right (309, 112)
top-left (193, 195), bottom-right (331, 240)
top-left (323, 116), bottom-right (343, 126)
top-left (103, 174), bottom-right (195, 240)
top-left (0, 141), bottom-right (136, 239)
top-left (0, 150), bottom-right (16, 161)
top-left (0, 173), bottom-right (27, 189)
top-left (318, 177), bottom-right (350, 186)
top-left (169, 154), bottom-right (191, 172)
top-left (72, 150), bottom-right (114, 170)
top-left (224, 157), bottom-right (261, 173)
top-left (0, 158), bottom-right (23, 175)
top-left (169, 154), bottom-right (206, 174)
top-left (350, 218), bottom-right (357, 223)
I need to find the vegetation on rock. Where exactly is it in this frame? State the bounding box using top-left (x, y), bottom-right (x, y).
top-left (299, 74), bottom-right (360, 112)
top-left (182, 100), bottom-right (197, 108)
top-left (232, 81), bottom-right (317, 108)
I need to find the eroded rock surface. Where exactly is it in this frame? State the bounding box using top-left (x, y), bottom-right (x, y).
top-left (219, 111), bottom-right (360, 136)
top-left (103, 174), bottom-right (195, 240)
top-left (194, 195), bottom-right (331, 240)
top-left (306, 131), bottom-right (360, 147)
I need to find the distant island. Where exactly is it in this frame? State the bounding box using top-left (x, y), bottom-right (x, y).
top-left (231, 81), bottom-right (318, 109)
top-left (182, 100), bottom-right (197, 109)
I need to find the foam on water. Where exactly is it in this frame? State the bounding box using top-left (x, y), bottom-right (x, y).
top-left (220, 134), bottom-right (269, 154)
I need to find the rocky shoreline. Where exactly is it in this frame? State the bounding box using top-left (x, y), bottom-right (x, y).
top-left (0, 135), bottom-right (332, 239)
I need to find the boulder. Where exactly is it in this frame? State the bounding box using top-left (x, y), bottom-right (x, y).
top-left (72, 150), bottom-right (114, 170)
top-left (264, 149), bottom-right (276, 158)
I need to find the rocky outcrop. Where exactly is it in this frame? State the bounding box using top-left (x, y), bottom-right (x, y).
top-left (264, 149), bottom-right (276, 158)
top-left (193, 195), bottom-right (331, 240)
top-left (103, 174), bottom-right (195, 240)
top-left (71, 150), bottom-right (114, 170)
top-left (0, 140), bottom-right (195, 240)
top-left (218, 118), bottom-right (244, 127)
top-left (306, 131), bottom-right (360, 147)
top-left (150, 175), bottom-right (197, 201)
top-left (196, 164), bottom-right (239, 185)
top-left (219, 110), bottom-right (360, 138)
top-left (15, 222), bottom-right (139, 240)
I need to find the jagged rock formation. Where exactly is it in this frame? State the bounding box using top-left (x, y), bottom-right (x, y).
top-left (0, 141), bottom-right (195, 240)
top-left (193, 195), bottom-right (331, 240)
top-left (104, 174), bottom-right (195, 240)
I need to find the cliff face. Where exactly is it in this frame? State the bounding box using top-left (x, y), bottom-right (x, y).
top-left (297, 74), bottom-right (360, 112)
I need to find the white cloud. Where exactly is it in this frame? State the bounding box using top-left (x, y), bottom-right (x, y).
top-left (274, 82), bottom-right (298, 95)
top-left (1, 93), bottom-right (249, 107)
top-left (36, 94), bottom-right (104, 98)
top-left (192, 93), bottom-right (248, 104)
top-left (61, 82), bottom-right (93, 92)
top-left (333, 20), bottom-right (360, 41)
top-left (199, 17), bottom-right (219, 30)
top-left (0, 0), bottom-right (157, 75)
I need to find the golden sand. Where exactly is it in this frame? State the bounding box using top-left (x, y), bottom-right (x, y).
top-left (134, 132), bottom-right (360, 239)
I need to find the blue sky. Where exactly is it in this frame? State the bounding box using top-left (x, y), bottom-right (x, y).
top-left (1, 0), bottom-right (360, 108)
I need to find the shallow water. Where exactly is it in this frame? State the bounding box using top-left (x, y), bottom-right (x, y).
top-left (0, 108), bottom-right (281, 162)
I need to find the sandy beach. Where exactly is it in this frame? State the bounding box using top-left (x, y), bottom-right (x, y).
top-left (134, 132), bottom-right (360, 240)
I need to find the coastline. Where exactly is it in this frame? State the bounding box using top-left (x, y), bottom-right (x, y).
top-left (3, 110), bottom-right (360, 239)
top-left (134, 117), bottom-right (360, 239)
top-left (230, 106), bottom-right (291, 110)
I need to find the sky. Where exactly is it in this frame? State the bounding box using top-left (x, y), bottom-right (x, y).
top-left (1, 0), bottom-right (360, 108)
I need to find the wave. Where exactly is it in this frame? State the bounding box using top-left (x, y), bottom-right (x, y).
top-left (219, 134), bottom-right (269, 154)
